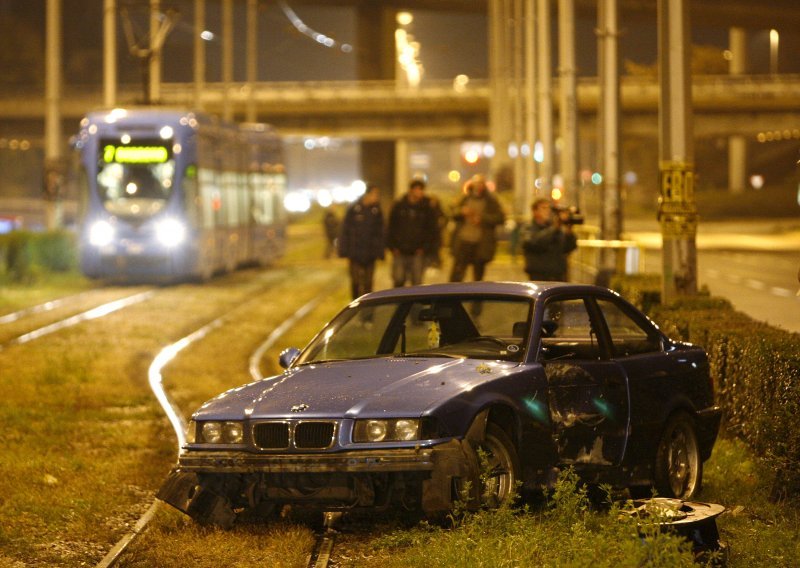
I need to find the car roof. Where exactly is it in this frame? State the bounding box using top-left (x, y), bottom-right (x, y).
top-left (357, 281), bottom-right (614, 302)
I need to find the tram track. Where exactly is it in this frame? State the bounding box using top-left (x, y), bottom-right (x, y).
top-left (0, 287), bottom-right (156, 347)
top-left (96, 270), bottom-right (345, 567)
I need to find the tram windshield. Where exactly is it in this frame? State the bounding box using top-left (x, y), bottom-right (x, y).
top-left (96, 139), bottom-right (175, 218)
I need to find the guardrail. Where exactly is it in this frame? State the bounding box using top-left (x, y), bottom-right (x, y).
top-left (570, 237), bottom-right (644, 286)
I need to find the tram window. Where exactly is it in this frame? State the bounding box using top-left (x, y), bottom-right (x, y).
top-left (199, 168), bottom-right (218, 229)
top-left (183, 165), bottom-right (202, 229)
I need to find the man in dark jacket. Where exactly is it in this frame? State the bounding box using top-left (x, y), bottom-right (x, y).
top-left (449, 175), bottom-right (505, 282)
top-left (338, 184), bottom-right (385, 299)
top-left (522, 198), bottom-right (578, 281)
top-left (386, 179), bottom-right (439, 287)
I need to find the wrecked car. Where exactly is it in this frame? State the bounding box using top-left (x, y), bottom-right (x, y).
top-left (158, 281), bottom-right (721, 527)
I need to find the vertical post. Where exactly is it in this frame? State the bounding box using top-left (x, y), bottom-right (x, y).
top-left (598, 0), bottom-right (621, 243)
top-left (45, 0), bottom-right (63, 229)
top-left (536, 0), bottom-right (553, 197)
top-left (489, 0), bottom-right (513, 194)
top-left (558, 0), bottom-right (579, 209)
top-left (523, 0), bottom-right (537, 216)
top-left (149, 0), bottom-right (161, 104)
top-left (222, 0), bottom-right (234, 122)
top-left (246, 0), bottom-right (257, 122)
top-left (103, 0), bottom-right (117, 107)
top-left (658, 0), bottom-right (697, 299)
top-left (194, 0), bottom-right (205, 111)
top-left (395, 139), bottom-right (409, 199)
top-left (512, 0), bottom-right (525, 214)
top-left (727, 27), bottom-right (746, 194)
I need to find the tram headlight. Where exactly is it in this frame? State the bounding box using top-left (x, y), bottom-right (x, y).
top-left (155, 218), bottom-right (187, 248)
top-left (88, 220), bottom-right (114, 247)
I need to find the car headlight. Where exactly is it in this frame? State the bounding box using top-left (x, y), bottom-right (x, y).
top-left (88, 220), bottom-right (114, 247)
top-left (198, 421), bottom-right (244, 444)
top-left (155, 218), bottom-right (186, 248)
top-left (353, 419), bottom-right (420, 442)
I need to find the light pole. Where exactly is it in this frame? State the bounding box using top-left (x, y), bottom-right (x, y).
top-left (769, 29), bottom-right (779, 75)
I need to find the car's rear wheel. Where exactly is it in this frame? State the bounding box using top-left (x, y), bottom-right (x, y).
top-left (654, 412), bottom-right (702, 499)
top-left (475, 423), bottom-right (520, 508)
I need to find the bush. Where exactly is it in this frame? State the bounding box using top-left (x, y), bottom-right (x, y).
top-left (0, 229), bottom-right (77, 282)
top-left (612, 274), bottom-right (800, 499)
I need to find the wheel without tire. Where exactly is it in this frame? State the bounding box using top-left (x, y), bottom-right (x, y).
top-left (474, 423), bottom-right (521, 508)
top-left (654, 412), bottom-right (702, 499)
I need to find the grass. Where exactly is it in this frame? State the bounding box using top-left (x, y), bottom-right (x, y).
top-left (1, 223), bottom-right (799, 566)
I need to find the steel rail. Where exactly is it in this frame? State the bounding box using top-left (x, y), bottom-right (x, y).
top-left (0, 290), bottom-right (156, 349)
top-left (96, 280), bottom-right (336, 567)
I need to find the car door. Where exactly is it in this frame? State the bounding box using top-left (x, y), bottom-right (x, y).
top-left (537, 295), bottom-right (630, 467)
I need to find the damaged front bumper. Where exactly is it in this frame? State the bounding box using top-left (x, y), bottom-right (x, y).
top-left (157, 439), bottom-right (475, 526)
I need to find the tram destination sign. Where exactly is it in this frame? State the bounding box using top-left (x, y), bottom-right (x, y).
top-left (101, 139), bottom-right (172, 164)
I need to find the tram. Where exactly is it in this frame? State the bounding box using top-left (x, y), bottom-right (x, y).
top-left (74, 108), bottom-right (287, 282)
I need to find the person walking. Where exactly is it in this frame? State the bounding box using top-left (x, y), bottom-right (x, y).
top-left (521, 198), bottom-right (578, 281)
top-left (338, 184), bottom-right (385, 299)
top-left (322, 209), bottom-right (340, 259)
top-left (449, 174), bottom-right (505, 282)
top-left (386, 179), bottom-right (439, 287)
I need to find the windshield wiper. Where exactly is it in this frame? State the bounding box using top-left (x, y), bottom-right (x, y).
top-left (394, 352), bottom-right (464, 359)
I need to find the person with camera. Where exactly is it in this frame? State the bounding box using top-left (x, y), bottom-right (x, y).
top-left (521, 198), bottom-right (578, 281)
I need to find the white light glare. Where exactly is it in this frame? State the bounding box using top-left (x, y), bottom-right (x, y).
top-left (284, 192), bottom-right (312, 213)
top-left (200, 30), bottom-right (215, 41)
top-left (89, 220), bottom-right (114, 247)
top-left (155, 218), bottom-right (187, 248)
top-left (160, 126), bottom-right (174, 140)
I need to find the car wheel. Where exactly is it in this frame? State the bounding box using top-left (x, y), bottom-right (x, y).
top-left (654, 412), bottom-right (702, 499)
top-left (474, 424), bottom-right (521, 508)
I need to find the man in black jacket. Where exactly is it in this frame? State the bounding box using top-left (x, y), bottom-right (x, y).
top-left (338, 184), bottom-right (385, 299)
top-left (386, 179), bottom-right (439, 287)
top-left (522, 198), bottom-right (578, 281)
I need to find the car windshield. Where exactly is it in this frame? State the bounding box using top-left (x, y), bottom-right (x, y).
top-left (295, 295), bottom-right (533, 364)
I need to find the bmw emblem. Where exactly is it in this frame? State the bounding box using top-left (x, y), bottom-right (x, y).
top-left (291, 403), bottom-right (310, 413)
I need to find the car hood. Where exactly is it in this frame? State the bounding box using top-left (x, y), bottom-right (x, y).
top-left (194, 357), bottom-right (518, 419)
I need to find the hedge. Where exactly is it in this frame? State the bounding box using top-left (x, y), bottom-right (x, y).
top-left (0, 229), bottom-right (77, 282)
top-left (611, 274), bottom-right (800, 500)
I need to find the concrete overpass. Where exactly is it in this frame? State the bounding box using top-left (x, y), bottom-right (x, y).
top-left (1, 74), bottom-right (798, 140)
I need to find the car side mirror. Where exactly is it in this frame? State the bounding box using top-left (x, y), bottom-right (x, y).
top-left (279, 347), bottom-right (301, 369)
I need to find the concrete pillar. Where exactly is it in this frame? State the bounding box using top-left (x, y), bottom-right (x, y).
top-left (246, 0), bottom-right (257, 123)
top-left (598, 0), bottom-right (621, 241)
top-left (536, 0), bottom-right (553, 197)
top-left (523, 0), bottom-right (537, 216)
top-left (149, 0), bottom-right (161, 103)
top-left (222, 0), bottom-right (233, 122)
top-left (395, 139), bottom-right (410, 199)
top-left (103, 0), bottom-right (116, 107)
top-left (356, 5), bottom-right (396, 197)
top-left (728, 27), bottom-right (747, 194)
top-left (658, 0), bottom-right (697, 299)
top-left (45, 0), bottom-right (63, 229)
top-left (558, 0), bottom-right (579, 209)
top-left (489, 0), bottom-right (513, 193)
top-left (512, 0), bottom-right (525, 214)
top-left (194, 0), bottom-right (205, 111)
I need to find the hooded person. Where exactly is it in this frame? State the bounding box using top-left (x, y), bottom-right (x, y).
top-left (448, 174), bottom-right (505, 282)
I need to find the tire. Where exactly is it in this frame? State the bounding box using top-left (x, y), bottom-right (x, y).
top-left (474, 423), bottom-right (521, 508)
top-left (654, 412), bottom-right (702, 499)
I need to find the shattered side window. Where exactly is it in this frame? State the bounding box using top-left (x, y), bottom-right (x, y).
top-left (540, 298), bottom-right (601, 360)
top-left (597, 299), bottom-right (662, 357)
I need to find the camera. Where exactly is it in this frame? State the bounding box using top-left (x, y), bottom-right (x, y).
top-left (552, 205), bottom-right (585, 226)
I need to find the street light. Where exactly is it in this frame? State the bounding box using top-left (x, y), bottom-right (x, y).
top-left (769, 29), bottom-right (779, 75)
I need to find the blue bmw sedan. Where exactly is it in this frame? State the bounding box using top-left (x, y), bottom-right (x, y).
top-left (158, 281), bottom-right (721, 527)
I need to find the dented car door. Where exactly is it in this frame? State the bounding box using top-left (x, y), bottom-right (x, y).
top-left (537, 296), bottom-right (630, 467)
